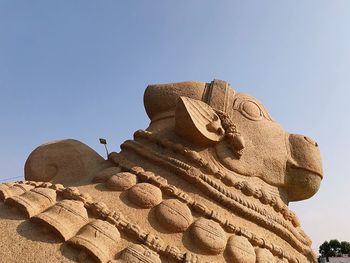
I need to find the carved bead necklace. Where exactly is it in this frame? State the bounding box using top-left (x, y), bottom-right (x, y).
top-left (121, 139), bottom-right (312, 251)
top-left (1, 180), bottom-right (204, 263)
top-left (107, 153), bottom-right (311, 263)
top-left (133, 129), bottom-right (300, 228)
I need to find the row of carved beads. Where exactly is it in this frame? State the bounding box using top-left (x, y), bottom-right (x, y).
top-left (119, 140), bottom-right (313, 254)
top-left (0, 181), bottom-right (200, 263)
top-left (133, 129), bottom-right (300, 228)
top-left (107, 153), bottom-right (313, 263)
top-left (90, 176), bottom-right (300, 263)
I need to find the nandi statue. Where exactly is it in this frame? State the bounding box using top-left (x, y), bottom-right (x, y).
top-left (0, 80), bottom-right (323, 263)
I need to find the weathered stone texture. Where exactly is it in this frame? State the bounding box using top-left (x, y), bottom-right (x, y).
top-left (0, 80), bottom-right (322, 263)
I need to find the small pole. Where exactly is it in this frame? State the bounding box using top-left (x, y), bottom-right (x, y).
top-left (99, 138), bottom-right (109, 158)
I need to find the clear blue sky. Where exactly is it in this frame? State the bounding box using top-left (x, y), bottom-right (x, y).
top-left (0, 0), bottom-right (349, 254)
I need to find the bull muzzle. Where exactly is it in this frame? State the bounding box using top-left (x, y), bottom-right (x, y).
top-left (286, 134), bottom-right (323, 201)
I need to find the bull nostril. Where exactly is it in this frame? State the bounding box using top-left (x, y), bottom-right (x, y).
top-left (303, 136), bottom-right (318, 147)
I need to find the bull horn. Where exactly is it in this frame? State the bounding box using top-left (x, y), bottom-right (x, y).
top-left (175, 97), bottom-right (224, 145)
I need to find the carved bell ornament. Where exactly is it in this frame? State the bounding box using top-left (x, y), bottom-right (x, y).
top-left (0, 183), bottom-right (34, 201)
top-left (5, 187), bottom-right (56, 218)
top-left (68, 219), bottom-right (120, 263)
top-left (32, 199), bottom-right (89, 241)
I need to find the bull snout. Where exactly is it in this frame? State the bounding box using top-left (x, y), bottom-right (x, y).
top-left (286, 134), bottom-right (323, 202)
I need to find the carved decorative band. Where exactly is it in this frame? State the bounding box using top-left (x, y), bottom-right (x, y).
top-left (109, 152), bottom-right (315, 263)
top-left (133, 129), bottom-right (300, 228)
top-left (1, 181), bottom-right (204, 263)
top-left (121, 140), bottom-right (312, 255)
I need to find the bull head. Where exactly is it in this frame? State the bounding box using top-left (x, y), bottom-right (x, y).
top-left (144, 79), bottom-right (323, 202)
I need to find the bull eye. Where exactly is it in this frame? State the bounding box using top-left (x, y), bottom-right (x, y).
top-left (240, 100), bottom-right (264, 121)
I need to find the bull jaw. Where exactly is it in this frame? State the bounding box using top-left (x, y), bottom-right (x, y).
top-left (286, 164), bottom-right (322, 202)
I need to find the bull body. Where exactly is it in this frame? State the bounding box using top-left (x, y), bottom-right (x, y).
top-left (0, 80), bottom-right (322, 263)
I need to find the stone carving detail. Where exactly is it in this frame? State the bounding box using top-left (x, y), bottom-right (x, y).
top-left (255, 247), bottom-right (276, 263)
top-left (108, 152), bottom-right (309, 263)
top-left (119, 140), bottom-right (312, 257)
top-left (119, 244), bottom-right (162, 263)
top-left (155, 198), bottom-right (193, 232)
top-left (1, 181), bottom-right (204, 263)
top-left (215, 110), bottom-right (245, 159)
top-left (190, 218), bottom-right (227, 254)
top-left (93, 167), bottom-right (122, 183)
top-left (226, 235), bottom-right (256, 263)
top-left (0, 183), bottom-right (34, 201)
top-left (33, 199), bottom-right (89, 241)
top-left (5, 187), bottom-right (56, 218)
top-left (68, 219), bottom-right (120, 263)
top-left (175, 96), bottom-right (225, 145)
top-left (134, 129), bottom-right (300, 227)
top-left (106, 172), bottom-right (137, 191)
top-left (128, 183), bottom-right (162, 208)
top-left (0, 79), bottom-right (323, 263)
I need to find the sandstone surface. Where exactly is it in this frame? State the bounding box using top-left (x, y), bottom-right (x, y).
top-left (0, 79), bottom-right (323, 263)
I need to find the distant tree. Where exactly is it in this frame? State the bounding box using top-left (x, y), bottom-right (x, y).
top-left (319, 241), bottom-right (333, 259)
top-left (329, 239), bottom-right (341, 255)
top-left (319, 239), bottom-right (350, 259)
top-left (341, 241), bottom-right (350, 254)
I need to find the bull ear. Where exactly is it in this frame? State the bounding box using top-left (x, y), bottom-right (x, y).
top-left (175, 97), bottom-right (225, 145)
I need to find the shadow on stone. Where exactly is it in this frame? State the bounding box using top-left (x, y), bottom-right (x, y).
top-left (0, 203), bottom-right (24, 220)
top-left (182, 227), bottom-right (210, 256)
top-left (16, 220), bottom-right (61, 244)
top-left (147, 206), bottom-right (171, 234)
top-left (118, 190), bottom-right (142, 209)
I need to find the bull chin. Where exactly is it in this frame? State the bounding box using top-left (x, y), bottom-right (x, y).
top-left (286, 166), bottom-right (322, 202)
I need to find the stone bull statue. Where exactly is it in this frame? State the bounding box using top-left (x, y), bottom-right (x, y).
top-left (0, 80), bottom-right (322, 263)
